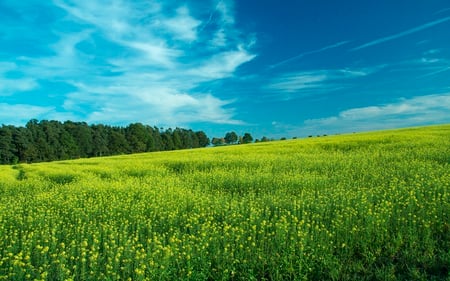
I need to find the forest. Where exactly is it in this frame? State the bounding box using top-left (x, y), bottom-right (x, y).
top-left (0, 119), bottom-right (210, 164)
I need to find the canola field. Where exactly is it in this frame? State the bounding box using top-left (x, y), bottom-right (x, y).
top-left (0, 125), bottom-right (449, 280)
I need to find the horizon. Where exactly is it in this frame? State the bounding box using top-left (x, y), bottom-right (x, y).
top-left (1, 1), bottom-right (450, 138)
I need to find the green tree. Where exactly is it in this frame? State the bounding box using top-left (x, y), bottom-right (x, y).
top-left (91, 124), bottom-right (110, 157)
top-left (0, 125), bottom-right (17, 164)
top-left (211, 137), bottom-right (224, 146)
top-left (161, 129), bottom-right (175, 150)
top-left (126, 123), bottom-right (148, 153)
top-left (172, 128), bottom-right (183, 150)
top-left (12, 127), bottom-right (33, 163)
top-left (108, 128), bottom-right (130, 154)
top-left (224, 131), bottom-right (238, 144)
top-left (242, 133), bottom-right (253, 144)
top-left (196, 131), bottom-right (210, 147)
top-left (26, 119), bottom-right (48, 162)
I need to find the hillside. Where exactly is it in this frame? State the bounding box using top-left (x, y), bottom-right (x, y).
top-left (0, 124), bottom-right (449, 280)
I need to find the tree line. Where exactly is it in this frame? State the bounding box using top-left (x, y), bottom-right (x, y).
top-left (0, 119), bottom-right (210, 164)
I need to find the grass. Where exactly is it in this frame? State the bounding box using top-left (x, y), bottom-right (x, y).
top-left (0, 124), bottom-right (449, 280)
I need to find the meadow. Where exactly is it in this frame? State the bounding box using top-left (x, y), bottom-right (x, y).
top-left (0, 125), bottom-right (449, 280)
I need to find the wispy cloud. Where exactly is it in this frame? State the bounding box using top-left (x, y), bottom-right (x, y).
top-left (0, 0), bottom-right (255, 126)
top-left (270, 41), bottom-right (350, 69)
top-left (0, 103), bottom-right (54, 125)
top-left (301, 93), bottom-right (450, 134)
top-left (265, 67), bottom-right (375, 99)
top-left (0, 62), bottom-right (38, 95)
top-left (435, 8), bottom-right (450, 15)
top-left (351, 16), bottom-right (450, 51)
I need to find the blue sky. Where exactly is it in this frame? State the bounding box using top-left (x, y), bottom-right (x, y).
top-left (1, 0), bottom-right (450, 138)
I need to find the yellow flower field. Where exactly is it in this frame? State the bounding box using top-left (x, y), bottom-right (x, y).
top-left (0, 125), bottom-right (449, 280)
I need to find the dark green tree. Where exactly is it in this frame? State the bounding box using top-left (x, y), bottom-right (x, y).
top-left (64, 121), bottom-right (93, 158)
top-left (211, 137), bottom-right (224, 146)
top-left (196, 131), bottom-right (210, 147)
top-left (26, 119), bottom-right (48, 162)
top-left (91, 124), bottom-right (110, 157)
top-left (224, 131), bottom-right (238, 144)
top-left (161, 129), bottom-right (175, 150)
top-left (242, 133), bottom-right (253, 144)
top-left (12, 127), bottom-right (33, 163)
top-left (108, 128), bottom-right (130, 154)
top-left (0, 125), bottom-right (17, 164)
top-left (126, 123), bottom-right (148, 153)
top-left (172, 128), bottom-right (183, 150)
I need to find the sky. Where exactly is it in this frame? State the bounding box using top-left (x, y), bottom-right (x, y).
top-left (1, 0), bottom-right (450, 139)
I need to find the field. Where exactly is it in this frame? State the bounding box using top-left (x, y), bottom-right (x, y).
top-left (0, 125), bottom-right (449, 280)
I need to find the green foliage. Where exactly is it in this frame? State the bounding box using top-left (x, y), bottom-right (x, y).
top-left (242, 132), bottom-right (253, 144)
top-left (224, 131), bottom-right (238, 144)
top-left (0, 125), bottom-right (449, 280)
top-left (0, 120), bottom-right (210, 164)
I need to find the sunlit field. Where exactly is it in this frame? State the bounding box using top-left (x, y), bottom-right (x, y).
top-left (0, 125), bottom-right (449, 280)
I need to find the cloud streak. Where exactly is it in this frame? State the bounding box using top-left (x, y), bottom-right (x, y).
top-left (351, 16), bottom-right (450, 51)
top-left (265, 67), bottom-right (375, 100)
top-left (270, 41), bottom-right (350, 69)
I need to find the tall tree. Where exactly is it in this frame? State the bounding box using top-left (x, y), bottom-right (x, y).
top-left (64, 121), bottom-right (93, 158)
top-left (91, 124), bottom-right (110, 157)
top-left (108, 128), bottom-right (129, 154)
top-left (172, 128), bottom-right (183, 150)
top-left (26, 119), bottom-right (48, 162)
top-left (195, 131), bottom-right (209, 147)
top-left (126, 123), bottom-right (148, 153)
top-left (12, 127), bottom-right (33, 163)
top-left (0, 125), bottom-right (16, 164)
top-left (161, 129), bottom-right (175, 150)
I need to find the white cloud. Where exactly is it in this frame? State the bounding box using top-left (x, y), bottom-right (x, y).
top-left (2, 0), bottom-right (256, 126)
top-left (162, 6), bottom-right (201, 42)
top-left (0, 63), bottom-right (39, 95)
top-left (0, 78), bottom-right (38, 95)
top-left (265, 68), bottom-right (374, 98)
top-left (351, 16), bottom-right (450, 51)
top-left (301, 93), bottom-right (450, 134)
top-left (190, 46), bottom-right (256, 79)
top-left (0, 103), bottom-right (54, 125)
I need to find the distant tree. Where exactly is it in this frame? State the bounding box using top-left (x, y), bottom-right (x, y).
top-left (108, 128), bottom-right (129, 154)
top-left (170, 128), bottom-right (182, 150)
top-left (0, 125), bottom-right (16, 164)
top-left (179, 129), bottom-right (200, 149)
top-left (12, 127), bottom-right (33, 163)
top-left (126, 123), bottom-right (148, 153)
top-left (261, 136), bottom-right (269, 142)
top-left (211, 137), bottom-right (224, 146)
top-left (224, 131), bottom-right (238, 144)
top-left (189, 130), bottom-right (200, 148)
top-left (0, 119), bottom-right (213, 164)
top-left (161, 129), bottom-right (175, 150)
top-left (149, 126), bottom-right (163, 151)
top-left (91, 124), bottom-right (110, 157)
top-left (26, 119), bottom-right (48, 162)
top-left (280, 137), bottom-right (287, 141)
top-left (242, 133), bottom-right (253, 144)
top-left (64, 121), bottom-right (93, 157)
